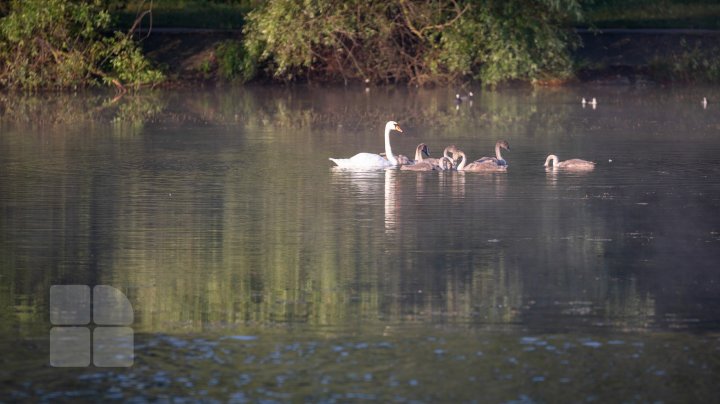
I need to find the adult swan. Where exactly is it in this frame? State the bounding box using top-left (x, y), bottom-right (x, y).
top-left (329, 121), bottom-right (403, 169)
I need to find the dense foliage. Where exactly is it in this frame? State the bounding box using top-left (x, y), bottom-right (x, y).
top-left (0, 0), bottom-right (163, 90)
top-left (650, 39), bottom-right (720, 83)
top-left (239, 0), bottom-right (583, 86)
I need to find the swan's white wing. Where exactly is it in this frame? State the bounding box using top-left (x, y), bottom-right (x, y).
top-left (329, 153), bottom-right (393, 169)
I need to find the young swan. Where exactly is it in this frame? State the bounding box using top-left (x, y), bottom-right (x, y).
top-left (456, 148), bottom-right (509, 172)
top-left (474, 140), bottom-right (510, 167)
top-left (438, 156), bottom-right (454, 171)
top-left (395, 155), bottom-right (413, 165)
top-left (385, 143), bottom-right (429, 166)
top-left (423, 145), bottom-right (460, 167)
top-left (401, 148), bottom-right (451, 171)
top-left (544, 154), bottom-right (595, 170)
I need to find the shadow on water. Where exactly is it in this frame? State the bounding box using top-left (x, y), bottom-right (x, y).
top-left (1, 85), bottom-right (720, 401)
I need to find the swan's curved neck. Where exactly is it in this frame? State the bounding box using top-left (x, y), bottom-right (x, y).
top-left (495, 143), bottom-right (504, 161)
top-left (457, 152), bottom-right (467, 171)
top-left (544, 155), bottom-right (558, 167)
top-left (415, 145), bottom-right (425, 162)
top-left (385, 126), bottom-right (397, 165)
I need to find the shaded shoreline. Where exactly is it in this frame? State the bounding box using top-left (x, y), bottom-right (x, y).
top-left (138, 28), bottom-right (720, 87)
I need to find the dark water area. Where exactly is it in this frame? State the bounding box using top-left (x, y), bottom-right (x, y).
top-left (1, 86), bottom-right (719, 401)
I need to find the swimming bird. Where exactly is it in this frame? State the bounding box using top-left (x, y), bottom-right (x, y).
top-left (455, 92), bottom-right (474, 103)
top-left (544, 154), bottom-right (595, 170)
top-left (397, 143), bottom-right (430, 166)
top-left (438, 156), bottom-right (454, 171)
top-left (400, 160), bottom-right (437, 171)
top-left (455, 92), bottom-right (474, 110)
top-left (401, 157), bottom-right (452, 171)
top-left (329, 121), bottom-right (403, 169)
top-left (455, 150), bottom-right (508, 172)
top-left (423, 145), bottom-right (461, 167)
top-left (401, 144), bottom-right (448, 171)
top-left (395, 154), bottom-right (413, 165)
top-left (473, 140), bottom-right (510, 168)
top-left (582, 97), bottom-right (597, 109)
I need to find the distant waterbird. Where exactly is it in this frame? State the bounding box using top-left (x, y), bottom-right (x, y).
top-left (582, 97), bottom-right (597, 109)
top-left (457, 92), bottom-right (473, 101)
top-left (455, 92), bottom-right (474, 106)
top-left (702, 97), bottom-right (708, 109)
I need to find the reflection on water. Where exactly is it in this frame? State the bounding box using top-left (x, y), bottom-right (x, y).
top-left (1, 86), bottom-right (720, 400)
top-left (384, 169), bottom-right (398, 234)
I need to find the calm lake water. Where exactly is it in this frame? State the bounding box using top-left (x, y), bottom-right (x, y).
top-left (1, 86), bottom-right (719, 402)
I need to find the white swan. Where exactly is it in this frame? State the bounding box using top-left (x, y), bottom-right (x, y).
top-left (329, 121), bottom-right (403, 169)
top-left (544, 154), bottom-right (595, 170)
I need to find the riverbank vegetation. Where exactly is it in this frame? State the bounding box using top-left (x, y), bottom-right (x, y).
top-left (0, 0), bottom-right (163, 91)
top-left (238, 0), bottom-right (582, 86)
top-left (649, 39), bottom-right (720, 83)
top-left (0, 0), bottom-right (719, 90)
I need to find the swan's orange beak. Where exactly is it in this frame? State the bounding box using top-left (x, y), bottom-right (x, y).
top-left (394, 124), bottom-right (403, 133)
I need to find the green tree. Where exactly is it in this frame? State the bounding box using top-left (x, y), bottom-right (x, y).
top-left (0, 0), bottom-right (163, 91)
top-left (240, 0), bottom-right (582, 86)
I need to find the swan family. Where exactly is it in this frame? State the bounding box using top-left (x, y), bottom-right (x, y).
top-left (329, 120), bottom-right (595, 172)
